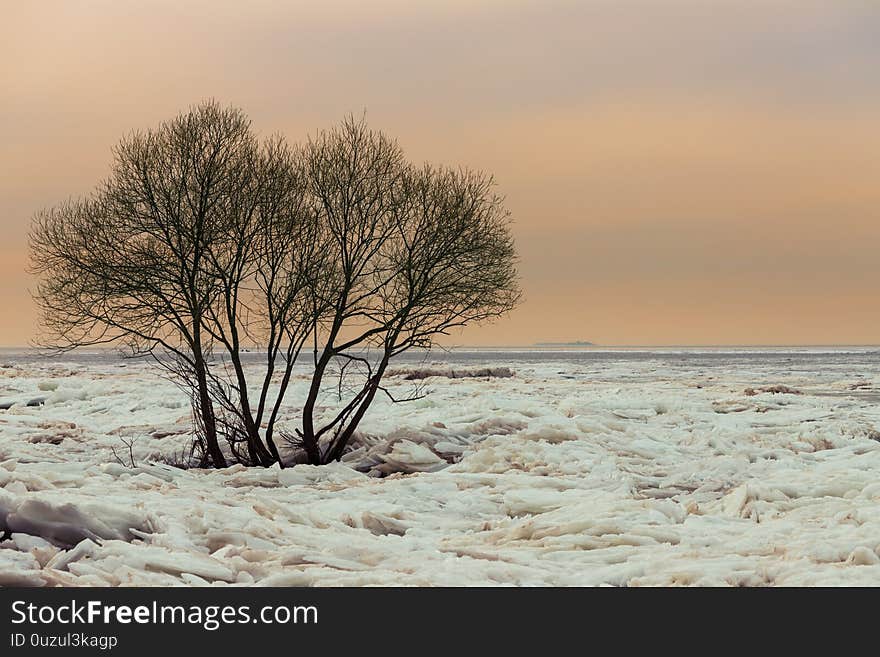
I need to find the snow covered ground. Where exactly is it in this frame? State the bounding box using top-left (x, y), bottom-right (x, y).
top-left (1, 347), bottom-right (880, 586)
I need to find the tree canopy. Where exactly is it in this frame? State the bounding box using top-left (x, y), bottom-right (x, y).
top-left (30, 102), bottom-right (520, 468)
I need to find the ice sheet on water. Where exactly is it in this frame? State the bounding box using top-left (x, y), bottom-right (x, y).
top-left (0, 348), bottom-right (879, 585)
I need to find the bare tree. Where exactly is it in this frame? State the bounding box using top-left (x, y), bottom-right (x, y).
top-left (295, 118), bottom-right (521, 464)
top-left (30, 107), bottom-right (520, 470)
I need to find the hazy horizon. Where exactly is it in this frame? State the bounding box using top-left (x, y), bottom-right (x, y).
top-left (2, 342), bottom-right (878, 352)
top-left (3, 0), bottom-right (879, 347)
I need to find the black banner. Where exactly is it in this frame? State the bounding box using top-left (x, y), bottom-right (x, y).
top-left (2, 587), bottom-right (586, 653)
top-left (0, 586), bottom-right (862, 653)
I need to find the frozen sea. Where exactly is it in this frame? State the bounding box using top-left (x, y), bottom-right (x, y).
top-left (1, 346), bottom-right (880, 586)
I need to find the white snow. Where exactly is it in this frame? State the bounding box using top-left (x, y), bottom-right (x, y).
top-left (1, 347), bottom-right (879, 586)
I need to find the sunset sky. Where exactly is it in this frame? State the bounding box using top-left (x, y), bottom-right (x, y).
top-left (2, 0), bottom-right (879, 346)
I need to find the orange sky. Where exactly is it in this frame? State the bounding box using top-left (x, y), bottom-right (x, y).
top-left (2, 0), bottom-right (879, 346)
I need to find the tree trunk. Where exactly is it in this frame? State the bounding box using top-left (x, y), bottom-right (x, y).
top-left (324, 356), bottom-right (391, 463)
top-left (193, 353), bottom-right (227, 468)
top-left (245, 422), bottom-right (274, 466)
top-left (300, 350), bottom-right (333, 465)
top-left (227, 351), bottom-right (275, 466)
top-left (264, 428), bottom-right (283, 468)
top-left (263, 360), bottom-right (296, 469)
top-left (300, 426), bottom-right (322, 465)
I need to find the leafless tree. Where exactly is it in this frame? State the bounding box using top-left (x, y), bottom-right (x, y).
top-left (295, 118), bottom-right (521, 464)
top-left (30, 107), bottom-right (520, 470)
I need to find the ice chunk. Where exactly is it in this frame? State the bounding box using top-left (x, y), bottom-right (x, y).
top-left (847, 547), bottom-right (880, 566)
top-left (374, 440), bottom-right (445, 474)
top-left (3, 497), bottom-right (155, 546)
top-left (278, 461), bottom-right (367, 486)
top-left (0, 549), bottom-right (46, 586)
